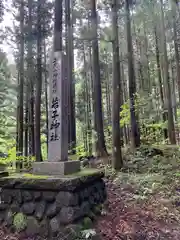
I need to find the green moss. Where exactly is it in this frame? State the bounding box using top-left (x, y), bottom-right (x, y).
top-left (13, 213), bottom-right (27, 232)
top-left (66, 168), bottom-right (101, 177)
top-left (5, 168), bottom-right (101, 180)
top-left (5, 173), bottom-right (50, 179)
top-left (82, 217), bottom-right (93, 229)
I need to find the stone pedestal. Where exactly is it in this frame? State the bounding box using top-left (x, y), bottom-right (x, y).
top-left (32, 161), bottom-right (80, 176)
top-left (0, 171), bottom-right (106, 238)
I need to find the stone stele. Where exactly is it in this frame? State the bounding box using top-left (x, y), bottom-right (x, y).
top-left (33, 51), bottom-right (80, 176)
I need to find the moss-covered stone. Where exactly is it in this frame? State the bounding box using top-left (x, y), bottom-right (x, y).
top-left (13, 212), bottom-right (27, 232)
top-left (82, 217), bottom-right (93, 229)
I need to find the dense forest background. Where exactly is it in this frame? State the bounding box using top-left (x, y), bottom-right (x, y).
top-left (0, 0), bottom-right (180, 169)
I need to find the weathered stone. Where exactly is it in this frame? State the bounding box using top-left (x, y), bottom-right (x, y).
top-left (35, 201), bottom-right (46, 221)
top-left (0, 211), bottom-right (4, 223)
top-left (89, 195), bottom-right (95, 206)
top-left (4, 210), bottom-right (13, 227)
top-left (25, 216), bottom-right (40, 236)
top-left (0, 203), bottom-right (8, 210)
top-left (1, 189), bottom-right (12, 204)
top-left (80, 201), bottom-right (90, 216)
top-left (34, 191), bottom-right (41, 200)
top-left (56, 191), bottom-right (78, 208)
top-left (33, 161), bottom-right (81, 176)
top-left (57, 225), bottom-right (80, 240)
top-left (22, 202), bottom-right (35, 215)
top-left (13, 190), bottom-right (22, 204)
top-left (0, 171), bottom-right (104, 191)
top-left (39, 219), bottom-right (49, 238)
top-left (83, 188), bottom-right (90, 199)
top-left (59, 206), bottom-right (79, 224)
top-left (23, 191), bottom-right (33, 202)
top-left (46, 203), bottom-right (59, 218)
top-left (43, 191), bottom-right (56, 202)
top-left (10, 203), bottom-right (20, 213)
top-left (49, 217), bottom-right (59, 235)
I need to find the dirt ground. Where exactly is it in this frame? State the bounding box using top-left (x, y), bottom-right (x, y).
top-left (96, 145), bottom-right (180, 239)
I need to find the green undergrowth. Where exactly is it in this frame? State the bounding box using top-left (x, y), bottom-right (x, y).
top-left (111, 144), bottom-right (180, 204)
top-left (4, 168), bottom-right (101, 179)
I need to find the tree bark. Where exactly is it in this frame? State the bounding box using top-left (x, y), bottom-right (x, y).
top-left (91, 0), bottom-right (108, 157)
top-left (125, 0), bottom-right (140, 147)
top-left (111, 0), bottom-right (123, 169)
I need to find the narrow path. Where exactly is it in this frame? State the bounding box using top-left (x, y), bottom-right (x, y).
top-left (96, 179), bottom-right (180, 240)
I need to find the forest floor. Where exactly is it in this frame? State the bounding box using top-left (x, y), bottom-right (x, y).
top-left (0, 145), bottom-right (180, 240)
top-left (96, 145), bottom-right (180, 239)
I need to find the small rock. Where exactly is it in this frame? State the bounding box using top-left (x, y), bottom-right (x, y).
top-left (0, 212), bottom-right (5, 223)
top-left (39, 219), bottom-right (49, 237)
top-left (22, 202), bottom-right (35, 215)
top-left (56, 191), bottom-right (78, 207)
top-left (34, 191), bottom-right (42, 201)
top-left (0, 203), bottom-right (8, 210)
top-left (1, 190), bottom-right (12, 204)
top-left (43, 191), bottom-right (56, 202)
top-left (46, 203), bottom-right (59, 218)
top-left (23, 191), bottom-right (33, 202)
top-left (4, 210), bottom-right (13, 227)
top-left (80, 201), bottom-right (90, 216)
top-left (26, 216), bottom-right (40, 236)
top-left (49, 217), bottom-right (59, 235)
top-left (59, 206), bottom-right (76, 224)
top-left (13, 190), bottom-right (22, 204)
top-left (10, 203), bottom-right (20, 213)
top-left (35, 201), bottom-right (46, 220)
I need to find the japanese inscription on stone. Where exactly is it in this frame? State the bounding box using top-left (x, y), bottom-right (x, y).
top-left (48, 51), bottom-right (68, 162)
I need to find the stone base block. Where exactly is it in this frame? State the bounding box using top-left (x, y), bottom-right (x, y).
top-left (0, 171), bottom-right (106, 238)
top-left (32, 161), bottom-right (80, 176)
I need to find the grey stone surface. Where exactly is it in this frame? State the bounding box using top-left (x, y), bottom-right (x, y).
top-left (48, 52), bottom-right (68, 163)
top-left (23, 190), bottom-right (33, 202)
top-left (13, 190), bottom-right (22, 204)
top-left (39, 219), bottom-right (49, 238)
top-left (10, 203), bottom-right (20, 213)
top-left (56, 191), bottom-right (78, 208)
top-left (26, 216), bottom-right (40, 236)
top-left (35, 201), bottom-right (46, 220)
top-left (59, 206), bottom-right (79, 224)
top-left (80, 201), bottom-right (90, 216)
top-left (22, 202), bottom-right (35, 215)
top-left (4, 210), bottom-right (13, 227)
top-left (34, 191), bottom-right (41, 200)
top-left (49, 217), bottom-right (59, 234)
top-left (0, 171), bottom-right (104, 191)
top-left (32, 160), bottom-right (80, 176)
top-left (43, 191), bottom-right (56, 202)
top-left (46, 203), bottom-right (59, 218)
top-left (0, 171), bottom-right (106, 238)
top-left (1, 189), bottom-right (12, 204)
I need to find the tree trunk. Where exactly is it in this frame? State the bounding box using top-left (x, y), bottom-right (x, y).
top-left (154, 27), bottom-right (168, 139)
top-left (43, 39), bottom-right (48, 155)
top-left (18, 0), bottom-right (25, 155)
top-left (111, 0), bottom-right (123, 169)
top-left (91, 0), bottom-right (108, 157)
top-left (65, 0), bottom-right (76, 153)
top-left (160, 0), bottom-right (176, 144)
top-left (35, 0), bottom-right (43, 161)
top-left (125, 0), bottom-right (140, 147)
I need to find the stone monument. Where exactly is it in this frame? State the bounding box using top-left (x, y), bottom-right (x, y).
top-left (32, 51), bottom-right (80, 175)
